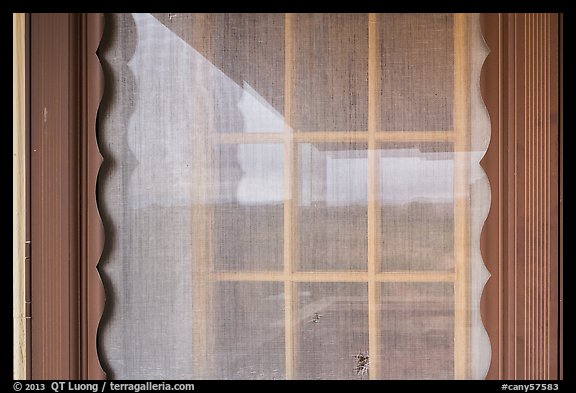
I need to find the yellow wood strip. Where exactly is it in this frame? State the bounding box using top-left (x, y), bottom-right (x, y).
top-left (528, 13), bottom-right (533, 378)
top-left (544, 13), bottom-right (562, 379)
top-left (284, 280), bottom-right (296, 379)
top-left (534, 14), bottom-right (543, 378)
top-left (453, 13), bottom-right (471, 380)
top-left (541, 14), bottom-right (546, 378)
top-left (211, 271), bottom-right (286, 282)
top-left (367, 12), bottom-right (381, 380)
top-left (211, 132), bottom-right (286, 143)
top-left (523, 13), bottom-right (528, 379)
top-left (294, 272), bottom-right (365, 282)
top-left (189, 161), bottom-right (214, 375)
top-left (293, 272), bottom-right (368, 282)
top-left (211, 271), bottom-right (455, 283)
top-left (526, 13), bottom-right (532, 379)
top-left (189, 14), bottom-right (217, 378)
top-left (540, 13), bottom-right (545, 378)
top-left (190, 189), bottom-right (213, 379)
top-left (211, 130), bottom-right (454, 144)
top-left (295, 131), bottom-right (367, 142)
top-left (283, 12), bottom-right (296, 380)
top-left (528, 13), bottom-right (537, 379)
top-left (375, 131), bottom-right (455, 142)
top-left (190, 205), bottom-right (213, 378)
top-left (375, 271), bottom-right (456, 282)
top-left (13, 12), bottom-right (27, 380)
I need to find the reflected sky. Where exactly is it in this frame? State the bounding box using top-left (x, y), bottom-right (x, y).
top-left (126, 13), bottom-right (286, 208)
top-left (125, 13), bottom-right (482, 209)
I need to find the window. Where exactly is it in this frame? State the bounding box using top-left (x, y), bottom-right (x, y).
top-left (16, 12), bottom-right (561, 381)
top-left (98, 13), bottom-right (489, 379)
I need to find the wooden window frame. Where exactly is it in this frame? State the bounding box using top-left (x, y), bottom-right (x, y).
top-left (480, 13), bottom-right (562, 380)
top-left (13, 12), bottom-right (562, 380)
top-left (176, 13), bottom-right (473, 379)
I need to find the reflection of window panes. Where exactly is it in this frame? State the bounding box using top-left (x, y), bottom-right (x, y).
top-left (213, 144), bottom-right (284, 271)
top-left (380, 143), bottom-right (455, 271)
top-left (299, 143), bottom-right (368, 271)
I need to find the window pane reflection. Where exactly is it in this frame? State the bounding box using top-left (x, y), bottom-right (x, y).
top-left (298, 143), bottom-right (368, 271)
top-left (379, 143), bottom-right (455, 271)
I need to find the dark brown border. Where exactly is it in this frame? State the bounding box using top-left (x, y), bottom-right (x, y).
top-left (29, 13), bottom-right (105, 380)
top-left (480, 13), bottom-right (561, 380)
top-left (560, 12), bottom-right (564, 378)
top-left (75, 13), bottom-right (106, 380)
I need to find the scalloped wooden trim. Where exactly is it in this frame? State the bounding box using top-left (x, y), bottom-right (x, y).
top-left (29, 13), bottom-right (106, 379)
top-left (480, 13), bottom-right (560, 380)
top-left (82, 13), bottom-right (106, 380)
top-left (479, 12), bottom-right (501, 380)
top-left (27, 12), bottom-right (559, 381)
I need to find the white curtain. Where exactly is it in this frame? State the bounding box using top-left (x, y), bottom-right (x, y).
top-left (98, 13), bottom-right (490, 379)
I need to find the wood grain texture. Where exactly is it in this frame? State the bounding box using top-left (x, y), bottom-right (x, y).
top-left (24, 12), bottom-right (561, 380)
top-left (211, 271), bottom-right (455, 283)
top-left (29, 13), bottom-right (105, 380)
top-left (480, 13), bottom-right (560, 380)
top-left (211, 131), bottom-right (454, 144)
top-left (453, 13), bottom-right (471, 380)
top-left (31, 13), bottom-right (76, 379)
top-left (367, 12), bottom-right (382, 380)
top-left (188, 13), bottom-right (216, 379)
top-left (13, 12), bottom-right (27, 380)
top-left (283, 12), bottom-right (297, 379)
top-left (79, 13), bottom-right (106, 380)
top-left (558, 14), bottom-right (563, 380)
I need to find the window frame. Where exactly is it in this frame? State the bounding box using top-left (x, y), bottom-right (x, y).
top-left (14, 12), bottom-right (562, 380)
top-left (479, 13), bottom-right (562, 379)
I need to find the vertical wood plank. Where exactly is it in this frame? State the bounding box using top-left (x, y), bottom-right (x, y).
top-left (544, 14), bottom-right (550, 378)
top-left (480, 12), bottom-right (560, 380)
top-left (527, 13), bottom-right (533, 379)
top-left (189, 13), bottom-right (216, 379)
top-left (13, 12), bottom-right (27, 381)
top-left (30, 13), bottom-right (81, 379)
top-left (453, 13), bottom-right (471, 380)
top-left (28, 12), bottom-right (107, 380)
top-left (367, 12), bottom-right (381, 380)
top-left (79, 13), bottom-right (106, 380)
top-left (283, 12), bottom-right (296, 379)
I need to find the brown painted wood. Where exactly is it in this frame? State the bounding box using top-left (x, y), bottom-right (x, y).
top-left (29, 13), bottom-right (105, 380)
top-left (25, 12), bottom-right (32, 380)
top-left (479, 12), bottom-right (502, 380)
top-left (557, 13), bottom-right (563, 381)
top-left (30, 13), bottom-right (77, 379)
top-left (480, 13), bottom-right (561, 380)
top-left (26, 12), bottom-right (560, 380)
top-left (77, 13), bottom-right (106, 380)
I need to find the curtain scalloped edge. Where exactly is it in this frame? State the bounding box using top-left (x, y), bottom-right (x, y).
top-left (478, 13), bottom-right (500, 380)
